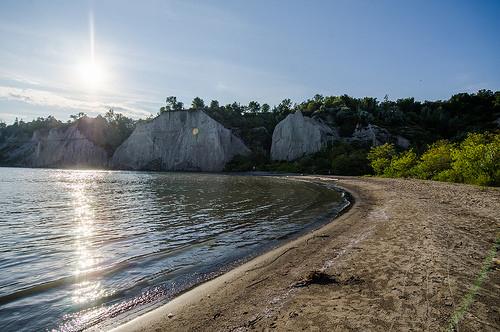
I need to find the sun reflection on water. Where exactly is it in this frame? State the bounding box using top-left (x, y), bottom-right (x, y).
top-left (70, 174), bottom-right (106, 305)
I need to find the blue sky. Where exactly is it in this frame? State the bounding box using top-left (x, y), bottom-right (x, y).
top-left (0, 0), bottom-right (499, 123)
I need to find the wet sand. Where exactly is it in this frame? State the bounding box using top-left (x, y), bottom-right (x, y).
top-left (111, 176), bottom-right (499, 332)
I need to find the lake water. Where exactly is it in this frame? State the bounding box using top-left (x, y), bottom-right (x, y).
top-left (0, 168), bottom-right (349, 331)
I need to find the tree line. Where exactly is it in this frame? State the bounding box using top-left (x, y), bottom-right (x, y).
top-left (1, 90), bottom-right (498, 186)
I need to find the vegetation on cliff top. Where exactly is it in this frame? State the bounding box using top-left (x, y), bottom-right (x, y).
top-left (0, 109), bottom-right (136, 155)
top-left (0, 90), bottom-right (499, 185)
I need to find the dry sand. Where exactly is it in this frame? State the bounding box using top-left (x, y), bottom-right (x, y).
top-left (111, 176), bottom-right (499, 332)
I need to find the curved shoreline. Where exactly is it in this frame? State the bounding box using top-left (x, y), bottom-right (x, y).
top-left (109, 176), bottom-right (499, 332)
top-left (95, 176), bottom-right (353, 331)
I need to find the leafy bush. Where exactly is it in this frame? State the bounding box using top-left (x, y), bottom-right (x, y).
top-left (224, 152), bottom-right (269, 172)
top-left (330, 143), bottom-right (371, 175)
top-left (412, 140), bottom-right (454, 180)
top-left (367, 143), bottom-right (397, 175)
top-left (226, 141), bottom-right (371, 176)
top-left (447, 132), bottom-right (499, 186)
top-left (367, 131), bottom-right (500, 186)
top-left (384, 149), bottom-right (418, 178)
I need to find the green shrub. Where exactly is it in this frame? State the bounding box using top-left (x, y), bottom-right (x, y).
top-left (433, 168), bottom-right (459, 183)
top-left (412, 140), bottom-right (454, 180)
top-left (448, 132), bottom-right (499, 186)
top-left (367, 143), bottom-right (397, 175)
top-left (331, 150), bottom-right (371, 175)
top-left (367, 131), bottom-right (499, 186)
top-left (384, 149), bottom-right (418, 178)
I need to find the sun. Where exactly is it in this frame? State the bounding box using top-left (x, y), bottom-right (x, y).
top-left (78, 61), bottom-right (106, 90)
top-left (76, 11), bottom-right (108, 90)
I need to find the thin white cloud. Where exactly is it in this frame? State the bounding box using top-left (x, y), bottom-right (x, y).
top-left (0, 74), bottom-right (41, 86)
top-left (0, 86), bottom-right (152, 118)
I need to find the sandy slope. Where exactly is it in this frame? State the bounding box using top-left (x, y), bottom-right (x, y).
top-left (111, 176), bottom-right (499, 332)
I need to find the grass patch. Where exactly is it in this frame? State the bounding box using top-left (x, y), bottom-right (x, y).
top-left (447, 236), bottom-right (500, 331)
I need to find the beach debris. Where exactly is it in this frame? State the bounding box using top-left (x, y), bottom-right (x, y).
top-left (245, 247), bottom-right (298, 273)
top-left (167, 312), bottom-right (174, 319)
top-left (292, 271), bottom-right (364, 288)
top-left (492, 258), bottom-right (500, 270)
top-left (246, 276), bottom-right (269, 288)
top-left (245, 315), bottom-right (262, 328)
top-left (306, 234), bottom-right (330, 244)
top-left (343, 275), bottom-right (364, 285)
top-left (292, 271), bottom-right (338, 287)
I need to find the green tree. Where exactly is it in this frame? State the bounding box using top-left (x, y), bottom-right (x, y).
top-left (209, 100), bottom-right (220, 110)
top-left (412, 140), bottom-right (454, 180)
top-left (69, 112), bottom-right (87, 122)
top-left (261, 103), bottom-right (270, 113)
top-left (367, 143), bottom-right (397, 175)
top-left (447, 132), bottom-right (500, 186)
top-left (165, 96), bottom-right (183, 111)
top-left (231, 102), bottom-right (243, 115)
top-left (247, 101), bottom-right (260, 113)
top-left (329, 142), bottom-right (371, 175)
top-left (313, 94), bottom-right (324, 103)
top-left (277, 99), bottom-right (293, 114)
top-left (191, 97), bottom-right (205, 110)
top-left (104, 109), bottom-right (116, 123)
top-left (384, 149), bottom-right (418, 178)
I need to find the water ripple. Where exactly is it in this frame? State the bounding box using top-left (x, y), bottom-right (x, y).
top-left (0, 168), bottom-right (348, 331)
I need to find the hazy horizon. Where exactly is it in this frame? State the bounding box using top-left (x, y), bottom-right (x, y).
top-left (1, 0), bottom-right (499, 123)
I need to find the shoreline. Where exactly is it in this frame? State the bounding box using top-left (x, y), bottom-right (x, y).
top-left (109, 176), bottom-right (499, 331)
top-left (97, 176), bottom-right (353, 331)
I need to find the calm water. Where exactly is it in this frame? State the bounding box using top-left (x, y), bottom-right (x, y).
top-left (0, 168), bottom-right (348, 331)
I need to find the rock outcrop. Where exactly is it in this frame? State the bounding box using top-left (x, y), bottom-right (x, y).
top-left (396, 135), bottom-right (411, 149)
top-left (0, 125), bottom-right (109, 168)
top-left (112, 110), bottom-right (250, 172)
top-left (494, 117), bottom-right (500, 128)
top-left (349, 123), bottom-right (410, 148)
top-left (271, 111), bottom-right (337, 161)
top-left (349, 124), bottom-right (392, 146)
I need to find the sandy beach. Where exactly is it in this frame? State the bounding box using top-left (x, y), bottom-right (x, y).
top-left (111, 176), bottom-right (499, 332)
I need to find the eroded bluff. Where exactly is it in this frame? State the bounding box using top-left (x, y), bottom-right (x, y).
top-left (112, 110), bottom-right (250, 171)
top-left (270, 112), bottom-right (411, 161)
top-left (0, 125), bottom-right (108, 168)
top-left (271, 111), bottom-right (337, 161)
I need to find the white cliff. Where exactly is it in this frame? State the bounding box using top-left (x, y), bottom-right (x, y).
top-left (112, 110), bottom-right (250, 172)
top-left (1, 125), bottom-right (109, 168)
top-left (271, 111), bottom-right (337, 161)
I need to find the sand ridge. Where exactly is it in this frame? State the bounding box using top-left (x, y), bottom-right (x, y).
top-left (110, 176), bottom-right (499, 332)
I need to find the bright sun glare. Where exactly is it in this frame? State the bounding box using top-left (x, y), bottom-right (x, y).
top-left (77, 11), bottom-right (107, 90)
top-left (78, 61), bottom-right (105, 89)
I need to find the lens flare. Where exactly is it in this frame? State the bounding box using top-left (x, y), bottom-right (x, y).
top-left (77, 11), bottom-right (107, 90)
top-left (78, 61), bottom-right (105, 89)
